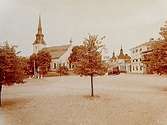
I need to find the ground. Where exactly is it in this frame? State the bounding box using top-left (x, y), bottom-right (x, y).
top-left (1, 74), bottom-right (167, 125)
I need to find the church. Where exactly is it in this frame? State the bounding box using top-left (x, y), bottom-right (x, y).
top-left (32, 16), bottom-right (73, 71)
top-left (109, 46), bottom-right (131, 73)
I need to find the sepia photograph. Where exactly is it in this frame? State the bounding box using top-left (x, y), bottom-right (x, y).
top-left (0, 0), bottom-right (167, 125)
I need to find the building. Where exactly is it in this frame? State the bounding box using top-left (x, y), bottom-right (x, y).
top-left (109, 46), bottom-right (131, 73)
top-left (32, 16), bottom-right (73, 71)
top-left (129, 38), bottom-right (160, 74)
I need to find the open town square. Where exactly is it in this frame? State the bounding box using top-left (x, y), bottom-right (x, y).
top-left (2, 0), bottom-right (167, 125)
top-left (1, 74), bottom-right (167, 125)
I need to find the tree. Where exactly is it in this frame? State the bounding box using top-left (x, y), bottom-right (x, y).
top-left (142, 21), bottom-right (167, 74)
top-left (15, 56), bottom-right (28, 82)
top-left (0, 43), bottom-right (25, 106)
top-left (28, 53), bottom-right (37, 77)
top-left (160, 21), bottom-right (167, 41)
top-left (28, 50), bottom-right (51, 78)
top-left (57, 66), bottom-right (69, 76)
top-left (37, 50), bottom-right (51, 77)
top-left (69, 34), bottom-right (107, 96)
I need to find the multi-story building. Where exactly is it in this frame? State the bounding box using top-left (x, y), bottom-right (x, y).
top-left (129, 38), bottom-right (158, 74)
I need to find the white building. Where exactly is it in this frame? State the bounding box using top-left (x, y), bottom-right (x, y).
top-left (32, 16), bottom-right (73, 71)
top-left (109, 47), bottom-right (131, 73)
top-left (129, 38), bottom-right (157, 74)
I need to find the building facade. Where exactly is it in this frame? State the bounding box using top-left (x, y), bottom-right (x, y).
top-left (109, 47), bottom-right (131, 73)
top-left (32, 16), bottom-right (73, 71)
top-left (129, 38), bottom-right (158, 74)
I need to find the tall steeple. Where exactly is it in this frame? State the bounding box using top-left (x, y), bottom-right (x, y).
top-left (120, 44), bottom-right (123, 55)
top-left (111, 51), bottom-right (117, 62)
top-left (112, 51), bottom-right (115, 57)
top-left (33, 16), bottom-right (46, 45)
top-left (118, 45), bottom-right (125, 59)
top-left (33, 16), bottom-right (46, 54)
top-left (38, 15), bottom-right (42, 34)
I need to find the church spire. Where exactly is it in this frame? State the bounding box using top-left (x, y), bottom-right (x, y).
top-left (120, 44), bottom-right (123, 55)
top-left (118, 44), bottom-right (125, 59)
top-left (112, 51), bottom-right (115, 57)
top-left (38, 15), bottom-right (42, 34)
top-left (111, 51), bottom-right (116, 62)
top-left (33, 16), bottom-right (46, 45)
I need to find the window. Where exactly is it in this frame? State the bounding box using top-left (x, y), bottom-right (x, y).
top-left (136, 59), bottom-right (138, 62)
top-left (69, 63), bottom-right (71, 69)
top-left (54, 63), bottom-right (57, 69)
top-left (133, 66), bottom-right (135, 71)
top-left (136, 49), bottom-right (138, 53)
top-left (136, 66), bottom-right (138, 71)
top-left (140, 48), bottom-right (142, 51)
top-left (140, 66), bottom-right (143, 71)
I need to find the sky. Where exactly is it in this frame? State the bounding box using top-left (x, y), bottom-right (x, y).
top-left (0, 0), bottom-right (167, 56)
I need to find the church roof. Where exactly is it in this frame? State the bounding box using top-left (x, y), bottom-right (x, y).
top-left (117, 46), bottom-right (125, 59)
top-left (110, 47), bottom-right (131, 63)
top-left (42, 44), bottom-right (71, 59)
top-left (117, 53), bottom-right (125, 59)
top-left (111, 56), bottom-right (117, 60)
top-left (111, 52), bottom-right (117, 62)
top-left (124, 54), bottom-right (131, 63)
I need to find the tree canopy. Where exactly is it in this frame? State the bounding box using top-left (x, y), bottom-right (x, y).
top-left (0, 42), bottom-right (26, 106)
top-left (28, 50), bottom-right (51, 77)
top-left (69, 34), bottom-right (107, 96)
top-left (142, 21), bottom-right (167, 74)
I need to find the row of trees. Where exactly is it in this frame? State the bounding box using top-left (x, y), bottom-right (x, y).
top-left (142, 21), bottom-right (167, 74)
top-left (0, 43), bottom-right (52, 106)
top-left (0, 34), bottom-right (107, 107)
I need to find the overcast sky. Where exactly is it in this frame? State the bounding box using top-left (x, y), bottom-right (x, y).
top-left (0, 0), bottom-right (167, 56)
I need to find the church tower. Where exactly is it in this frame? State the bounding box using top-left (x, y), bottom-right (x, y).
top-left (33, 16), bottom-right (46, 53)
top-left (118, 45), bottom-right (125, 59)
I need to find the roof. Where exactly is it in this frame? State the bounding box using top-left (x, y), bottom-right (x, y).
top-left (129, 38), bottom-right (166, 51)
top-left (117, 53), bottom-right (125, 59)
top-left (42, 44), bottom-right (71, 59)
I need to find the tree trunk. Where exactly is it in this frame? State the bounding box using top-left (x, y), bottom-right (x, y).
top-left (0, 85), bottom-right (2, 107)
top-left (90, 74), bottom-right (94, 97)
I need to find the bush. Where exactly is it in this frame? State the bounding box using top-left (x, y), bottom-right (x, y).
top-left (57, 66), bottom-right (69, 76)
